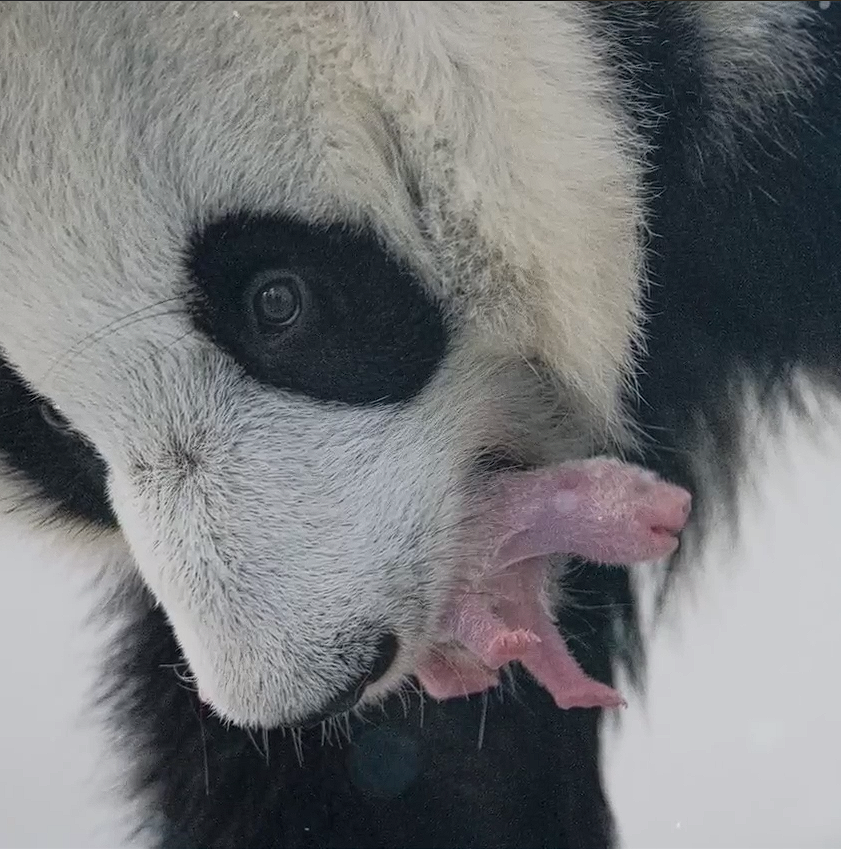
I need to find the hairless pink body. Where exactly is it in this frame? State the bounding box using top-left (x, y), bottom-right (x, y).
top-left (415, 458), bottom-right (692, 709)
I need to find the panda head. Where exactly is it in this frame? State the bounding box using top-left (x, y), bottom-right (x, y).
top-left (0, 3), bottom-right (642, 728)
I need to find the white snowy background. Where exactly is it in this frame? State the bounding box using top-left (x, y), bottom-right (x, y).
top-left (1, 395), bottom-right (840, 848)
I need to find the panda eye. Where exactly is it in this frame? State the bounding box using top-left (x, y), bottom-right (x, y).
top-left (251, 270), bottom-right (304, 329)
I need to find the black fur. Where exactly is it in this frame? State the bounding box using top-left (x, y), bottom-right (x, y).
top-left (186, 213), bottom-right (449, 406)
top-left (0, 356), bottom-right (114, 527)
top-left (595, 1), bottom-right (841, 511)
top-left (107, 578), bottom-right (616, 849)
top-left (3, 3), bottom-right (841, 848)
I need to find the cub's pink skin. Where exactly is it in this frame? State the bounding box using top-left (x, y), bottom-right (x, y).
top-left (490, 458), bottom-right (692, 568)
top-left (412, 647), bottom-right (500, 702)
top-left (415, 458), bottom-right (692, 709)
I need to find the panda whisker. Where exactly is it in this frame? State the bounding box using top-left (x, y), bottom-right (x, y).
top-left (40, 297), bottom-right (188, 389)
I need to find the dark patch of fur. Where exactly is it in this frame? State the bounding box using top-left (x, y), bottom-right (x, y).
top-left (587, 1), bottom-right (841, 638)
top-left (185, 212), bottom-right (449, 407)
top-left (103, 578), bottom-right (615, 849)
top-left (594, 0), bottom-right (841, 529)
top-left (0, 356), bottom-right (114, 527)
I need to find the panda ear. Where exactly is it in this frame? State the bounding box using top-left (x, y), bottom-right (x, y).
top-left (0, 355), bottom-right (114, 527)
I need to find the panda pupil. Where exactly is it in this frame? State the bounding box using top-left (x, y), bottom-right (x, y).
top-left (255, 272), bottom-right (302, 327)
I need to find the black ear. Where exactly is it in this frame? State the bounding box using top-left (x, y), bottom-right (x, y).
top-left (0, 355), bottom-right (114, 527)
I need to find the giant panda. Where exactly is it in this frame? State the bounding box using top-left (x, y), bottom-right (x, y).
top-left (0, 2), bottom-right (840, 847)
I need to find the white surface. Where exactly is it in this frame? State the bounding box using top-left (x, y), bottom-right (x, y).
top-left (1, 406), bottom-right (840, 848)
top-left (606, 403), bottom-right (841, 848)
top-left (0, 540), bottom-right (132, 848)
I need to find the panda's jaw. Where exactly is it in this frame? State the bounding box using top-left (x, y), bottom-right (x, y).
top-left (304, 458), bottom-right (691, 720)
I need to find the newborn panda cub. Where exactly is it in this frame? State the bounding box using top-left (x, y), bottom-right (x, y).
top-left (417, 458), bottom-right (691, 709)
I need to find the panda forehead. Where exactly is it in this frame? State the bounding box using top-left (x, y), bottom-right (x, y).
top-left (0, 1), bottom-right (645, 436)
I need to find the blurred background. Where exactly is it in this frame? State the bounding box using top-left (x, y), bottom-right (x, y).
top-left (1, 399), bottom-right (840, 848)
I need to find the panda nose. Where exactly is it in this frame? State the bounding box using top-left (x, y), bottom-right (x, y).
top-left (297, 631), bottom-right (399, 727)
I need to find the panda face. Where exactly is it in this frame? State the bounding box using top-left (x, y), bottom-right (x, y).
top-left (6, 213), bottom-right (563, 728)
top-left (0, 3), bottom-right (641, 728)
top-left (97, 211), bottom-right (552, 728)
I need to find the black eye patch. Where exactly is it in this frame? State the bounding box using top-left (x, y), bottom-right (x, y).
top-left (185, 212), bottom-right (449, 406)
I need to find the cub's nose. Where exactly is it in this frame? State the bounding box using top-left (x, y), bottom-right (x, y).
top-left (297, 631), bottom-right (399, 727)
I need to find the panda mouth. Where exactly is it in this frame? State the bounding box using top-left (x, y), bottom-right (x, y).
top-left (413, 458), bottom-right (692, 709)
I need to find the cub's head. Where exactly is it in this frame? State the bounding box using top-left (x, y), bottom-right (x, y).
top-left (0, 3), bottom-right (642, 728)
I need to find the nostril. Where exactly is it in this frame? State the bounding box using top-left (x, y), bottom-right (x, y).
top-left (295, 631), bottom-right (399, 727)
